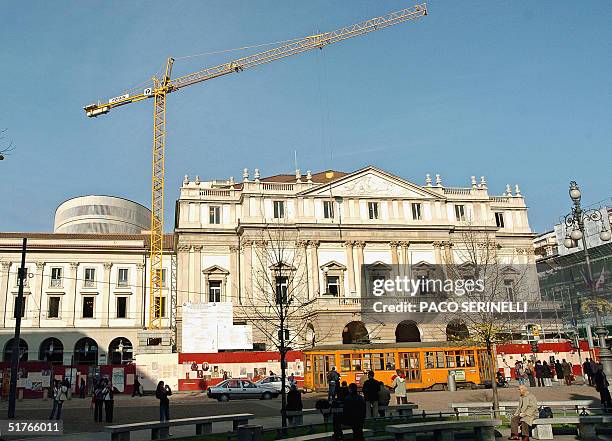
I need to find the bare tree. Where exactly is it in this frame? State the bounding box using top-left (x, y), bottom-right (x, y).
top-left (237, 225), bottom-right (330, 428)
top-left (439, 226), bottom-right (534, 415)
top-left (0, 129), bottom-right (15, 160)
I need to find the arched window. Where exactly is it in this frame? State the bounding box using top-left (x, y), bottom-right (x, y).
top-left (74, 338), bottom-right (98, 365)
top-left (3, 338), bottom-right (28, 362)
top-left (342, 321), bottom-right (369, 344)
top-left (446, 320), bottom-right (469, 341)
top-left (39, 338), bottom-right (63, 364)
top-left (395, 321), bottom-right (421, 342)
top-left (108, 337), bottom-right (133, 365)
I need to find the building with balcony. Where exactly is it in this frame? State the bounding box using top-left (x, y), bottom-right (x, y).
top-left (175, 166), bottom-right (542, 351)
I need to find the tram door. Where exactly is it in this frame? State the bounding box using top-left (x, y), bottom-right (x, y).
top-left (313, 354), bottom-right (333, 389)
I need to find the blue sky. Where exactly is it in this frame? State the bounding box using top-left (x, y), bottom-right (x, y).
top-left (1, 1), bottom-right (611, 233)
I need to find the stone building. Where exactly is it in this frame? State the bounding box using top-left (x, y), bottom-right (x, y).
top-left (174, 166), bottom-right (540, 351)
top-left (0, 196), bottom-right (175, 367)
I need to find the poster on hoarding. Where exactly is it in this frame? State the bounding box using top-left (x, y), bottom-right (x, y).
top-left (182, 302), bottom-right (253, 353)
top-left (112, 368), bottom-right (124, 392)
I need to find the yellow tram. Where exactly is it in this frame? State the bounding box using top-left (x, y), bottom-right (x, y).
top-left (304, 342), bottom-right (492, 391)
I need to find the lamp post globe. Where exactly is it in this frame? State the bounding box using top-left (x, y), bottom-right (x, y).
top-left (600, 230), bottom-right (612, 242)
top-left (570, 229), bottom-right (583, 241)
top-left (569, 182), bottom-right (581, 202)
top-left (563, 238), bottom-right (574, 249)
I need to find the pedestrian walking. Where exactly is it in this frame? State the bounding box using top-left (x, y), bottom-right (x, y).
top-left (132, 376), bottom-right (142, 397)
top-left (526, 362), bottom-right (536, 387)
top-left (515, 361), bottom-right (526, 386)
top-left (509, 385), bottom-right (538, 441)
top-left (535, 361), bottom-right (543, 387)
top-left (327, 367), bottom-right (340, 401)
top-left (392, 369), bottom-right (407, 404)
top-left (49, 380), bottom-right (68, 420)
top-left (377, 381), bottom-right (391, 417)
top-left (342, 383), bottom-right (366, 441)
top-left (102, 381), bottom-right (115, 423)
top-left (542, 361), bottom-right (552, 387)
top-left (594, 364), bottom-right (612, 413)
top-left (583, 359), bottom-right (593, 386)
top-left (79, 377), bottom-right (86, 399)
top-left (93, 381), bottom-right (104, 422)
top-left (561, 360), bottom-right (572, 386)
top-left (555, 360), bottom-right (564, 384)
top-left (288, 372), bottom-right (296, 388)
top-left (362, 371), bottom-right (381, 418)
top-left (156, 381), bottom-right (172, 422)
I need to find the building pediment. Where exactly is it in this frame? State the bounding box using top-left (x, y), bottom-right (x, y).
top-left (202, 265), bottom-right (229, 275)
top-left (298, 166), bottom-right (444, 199)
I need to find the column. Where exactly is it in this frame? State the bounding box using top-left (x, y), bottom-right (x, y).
top-left (433, 242), bottom-right (443, 265)
top-left (68, 262), bottom-right (78, 327)
top-left (188, 246), bottom-right (195, 302)
top-left (296, 241), bottom-right (309, 299)
top-left (34, 262), bottom-right (44, 328)
top-left (102, 263), bottom-right (112, 327)
top-left (444, 241), bottom-right (454, 264)
top-left (243, 241), bottom-right (253, 301)
top-left (390, 241), bottom-right (400, 281)
top-left (354, 241), bottom-right (365, 297)
top-left (344, 241), bottom-right (356, 296)
top-left (135, 263), bottom-right (145, 327)
top-left (254, 240), bottom-right (267, 298)
top-left (309, 241), bottom-right (320, 296)
top-left (194, 245), bottom-right (203, 302)
top-left (176, 246), bottom-right (190, 306)
top-left (0, 261), bottom-right (11, 327)
top-left (229, 245), bottom-right (239, 304)
top-left (400, 241), bottom-right (411, 279)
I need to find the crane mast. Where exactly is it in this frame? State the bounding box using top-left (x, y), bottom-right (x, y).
top-left (83, 3), bottom-right (427, 330)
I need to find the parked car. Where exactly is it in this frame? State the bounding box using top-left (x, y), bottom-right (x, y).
top-left (255, 375), bottom-right (291, 393)
top-left (207, 379), bottom-right (279, 401)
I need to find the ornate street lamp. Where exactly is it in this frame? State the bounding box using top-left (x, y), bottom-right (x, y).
top-left (564, 181), bottom-right (611, 380)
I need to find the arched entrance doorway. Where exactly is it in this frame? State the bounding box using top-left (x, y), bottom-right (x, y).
top-left (446, 320), bottom-right (469, 341)
top-left (395, 321), bottom-right (421, 342)
top-left (39, 338), bottom-right (64, 364)
top-left (3, 338), bottom-right (28, 362)
top-left (342, 321), bottom-right (369, 344)
top-left (108, 337), bottom-right (133, 365)
top-left (74, 338), bottom-right (98, 365)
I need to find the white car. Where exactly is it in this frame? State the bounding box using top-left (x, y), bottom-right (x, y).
top-left (255, 375), bottom-right (292, 393)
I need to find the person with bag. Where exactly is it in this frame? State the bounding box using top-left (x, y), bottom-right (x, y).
top-left (515, 362), bottom-right (526, 386)
top-left (561, 360), bottom-right (572, 386)
top-left (377, 381), bottom-right (391, 417)
top-left (156, 381), bottom-right (172, 422)
top-left (49, 380), bottom-right (68, 420)
top-left (526, 362), bottom-right (536, 387)
top-left (102, 380), bottom-right (115, 423)
top-left (391, 369), bottom-right (407, 404)
top-left (361, 370), bottom-right (381, 418)
top-left (327, 367), bottom-right (340, 401)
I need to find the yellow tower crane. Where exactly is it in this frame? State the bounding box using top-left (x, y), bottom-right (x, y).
top-left (83, 4), bottom-right (427, 329)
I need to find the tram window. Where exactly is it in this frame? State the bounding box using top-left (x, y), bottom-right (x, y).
top-left (351, 357), bottom-right (362, 372)
top-left (341, 354), bottom-right (351, 372)
top-left (371, 353), bottom-right (385, 371)
top-left (466, 352), bottom-right (475, 367)
top-left (362, 355), bottom-right (372, 372)
top-left (305, 359), bottom-right (312, 372)
top-left (446, 351), bottom-right (457, 368)
top-left (385, 353), bottom-right (395, 370)
top-left (426, 351), bottom-right (445, 368)
top-left (425, 352), bottom-right (435, 369)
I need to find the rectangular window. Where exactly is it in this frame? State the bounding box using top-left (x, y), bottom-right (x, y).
top-left (323, 201), bottom-right (334, 219)
top-left (340, 354), bottom-right (351, 372)
top-left (275, 276), bottom-right (288, 304)
top-left (82, 297), bottom-right (94, 318)
top-left (495, 212), bottom-right (505, 228)
top-left (455, 205), bottom-right (466, 222)
top-left (411, 203), bottom-right (422, 220)
top-left (273, 201), bottom-right (285, 219)
top-left (209, 206), bottom-right (221, 224)
top-left (116, 297), bottom-right (127, 318)
top-left (161, 269), bottom-right (167, 288)
top-left (13, 296), bottom-right (25, 318)
top-left (117, 268), bottom-right (129, 287)
top-left (50, 267), bottom-right (62, 287)
top-left (504, 279), bottom-right (515, 301)
top-left (209, 280), bottom-right (222, 303)
top-left (326, 276), bottom-right (340, 296)
top-left (84, 268), bottom-right (96, 287)
top-left (368, 202), bottom-right (380, 220)
top-left (154, 296), bottom-right (166, 318)
top-left (48, 297), bottom-right (60, 318)
top-left (385, 352), bottom-right (396, 371)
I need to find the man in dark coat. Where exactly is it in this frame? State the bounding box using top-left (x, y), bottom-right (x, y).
top-left (342, 383), bottom-right (366, 441)
top-left (583, 359), bottom-right (593, 386)
top-left (534, 361), bottom-right (543, 387)
top-left (594, 364), bottom-right (612, 412)
top-left (361, 371), bottom-right (381, 418)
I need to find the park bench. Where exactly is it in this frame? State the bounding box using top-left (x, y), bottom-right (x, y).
top-left (105, 413), bottom-right (254, 441)
top-left (386, 419), bottom-right (501, 441)
top-left (450, 400), bottom-right (598, 417)
top-left (288, 403), bottom-right (418, 426)
top-left (531, 415), bottom-right (612, 441)
top-left (282, 428), bottom-right (373, 440)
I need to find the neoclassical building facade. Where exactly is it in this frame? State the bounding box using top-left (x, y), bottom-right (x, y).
top-left (175, 166), bottom-right (540, 351)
